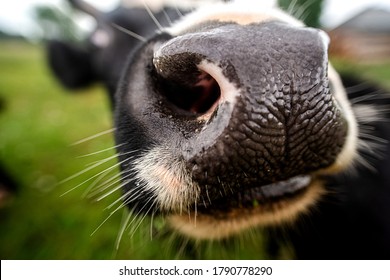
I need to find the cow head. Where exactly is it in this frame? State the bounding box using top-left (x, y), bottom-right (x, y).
top-left (47, 0), bottom-right (360, 240)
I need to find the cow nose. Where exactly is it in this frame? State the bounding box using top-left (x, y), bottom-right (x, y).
top-left (152, 22), bottom-right (348, 196)
top-left (153, 22), bottom-right (330, 114)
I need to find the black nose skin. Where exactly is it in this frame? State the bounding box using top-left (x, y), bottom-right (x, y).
top-left (153, 21), bottom-right (348, 195)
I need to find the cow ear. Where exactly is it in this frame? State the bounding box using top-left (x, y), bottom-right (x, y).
top-left (46, 40), bottom-right (96, 90)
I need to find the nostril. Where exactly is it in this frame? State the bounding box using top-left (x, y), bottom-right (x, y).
top-left (153, 62), bottom-right (221, 115)
top-left (188, 71), bottom-right (221, 114)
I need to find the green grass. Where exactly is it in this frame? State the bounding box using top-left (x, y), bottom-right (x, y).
top-left (331, 58), bottom-right (390, 89)
top-left (0, 40), bottom-right (268, 260)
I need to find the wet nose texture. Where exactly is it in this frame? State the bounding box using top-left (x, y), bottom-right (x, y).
top-left (154, 21), bottom-right (348, 199)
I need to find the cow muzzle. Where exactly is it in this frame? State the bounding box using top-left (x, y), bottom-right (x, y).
top-left (115, 21), bottom-right (352, 238)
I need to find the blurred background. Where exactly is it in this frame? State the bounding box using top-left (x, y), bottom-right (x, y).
top-left (0, 0), bottom-right (389, 260)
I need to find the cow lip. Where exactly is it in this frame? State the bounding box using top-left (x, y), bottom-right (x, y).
top-left (197, 175), bottom-right (312, 211)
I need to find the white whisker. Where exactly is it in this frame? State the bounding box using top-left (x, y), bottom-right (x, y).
top-left (77, 143), bottom-right (125, 158)
top-left (82, 168), bottom-right (117, 198)
top-left (106, 183), bottom-right (143, 210)
top-left (293, 0), bottom-right (316, 21)
top-left (63, 156), bottom-right (129, 195)
top-left (355, 153), bottom-right (377, 173)
top-left (60, 151), bottom-right (136, 197)
top-left (122, 186), bottom-right (145, 206)
top-left (299, 10), bottom-right (311, 23)
top-left (86, 149), bottom-right (138, 168)
top-left (130, 203), bottom-right (155, 238)
top-left (349, 90), bottom-right (385, 104)
top-left (96, 179), bottom-right (133, 201)
top-left (59, 153), bottom-right (120, 196)
top-left (111, 23), bottom-right (147, 42)
top-left (71, 128), bottom-right (116, 146)
top-left (194, 200), bottom-right (197, 227)
top-left (107, 193), bottom-right (130, 211)
top-left (86, 171), bottom-right (123, 197)
top-left (143, 0), bottom-right (164, 31)
top-left (125, 196), bottom-right (155, 232)
top-left (162, 8), bottom-right (173, 26)
top-left (286, 0), bottom-right (299, 15)
top-left (358, 140), bottom-right (385, 157)
top-left (174, 5), bottom-right (184, 17)
top-left (115, 209), bottom-right (133, 250)
top-left (88, 171), bottom-right (132, 198)
top-left (128, 198), bottom-right (156, 237)
top-left (346, 82), bottom-right (372, 93)
top-left (90, 201), bottom-right (127, 236)
top-left (150, 210), bottom-right (156, 241)
top-left (90, 176), bottom-right (125, 199)
top-left (360, 132), bottom-right (389, 144)
top-left (205, 185), bottom-right (212, 205)
top-left (83, 154), bottom-right (118, 167)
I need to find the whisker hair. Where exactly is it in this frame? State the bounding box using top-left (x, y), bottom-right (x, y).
top-left (59, 153), bottom-right (120, 196)
top-left (76, 143), bottom-right (125, 158)
top-left (286, 0), bottom-right (299, 15)
top-left (349, 92), bottom-right (386, 104)
top-left (293, 0), bottom-right (316, 21)
top-left (115, 209), bottom-right (133, 250)
top-left (174, 5), bottom-right (184, 17)
top-left (106, 183), bottom-right (143, 210)
top-left (143, 0), bottom-right (164, 31)
top-left (162, 8), bottom-right (173, 26)
top-left (88, 171), bottom-right (132, 198)
top-left (71, 128), bottom-right (116, 146)
top-left (111, 23), bottom-right (147, 42)
top-left (96, 178), bottom-right (133, 201)
top-left (82, 168), bottom-right (117, 198)
top-left (127, 198), bottom-right (157, 237)
top-left (91, 203), bottom-right (124, 236)
top-left (60, 150), bottom-right (136, 196)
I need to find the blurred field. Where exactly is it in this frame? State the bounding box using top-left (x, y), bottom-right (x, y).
top-left (331, 59), bottom-right (390, 89)
top-left (0, 40), bottom-right (270, 260)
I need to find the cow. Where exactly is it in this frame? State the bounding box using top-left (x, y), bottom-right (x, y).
top-left (47, 0), bottom-right (390, 259)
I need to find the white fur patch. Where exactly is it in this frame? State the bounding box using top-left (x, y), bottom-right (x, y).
top-left (319, 65), bottom-right (359, 174)
top-left (132, 146), bottom-right (199, 213)
top-left (166, 0), bottom-right (303, 35)
top-left (122, 0), bottom-right (220, 11)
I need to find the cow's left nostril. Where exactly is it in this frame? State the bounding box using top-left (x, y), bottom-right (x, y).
top-left (152, 55), bottom-right (221, 115)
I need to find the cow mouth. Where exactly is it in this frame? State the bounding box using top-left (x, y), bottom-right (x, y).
top-left (168, 174), bottom-right (321, 239)
top-left (193, 175), bottom-right (312, 216)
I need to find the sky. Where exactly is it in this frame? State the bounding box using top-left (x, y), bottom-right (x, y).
top-left (1, 0), bottom-right (390, 37)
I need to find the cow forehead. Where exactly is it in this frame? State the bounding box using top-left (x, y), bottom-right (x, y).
top-left (167, 1), bottom-right (304, 35)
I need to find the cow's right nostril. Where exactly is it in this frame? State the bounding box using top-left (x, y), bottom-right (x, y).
top-left (152, 54), bottom-right (221, 115)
